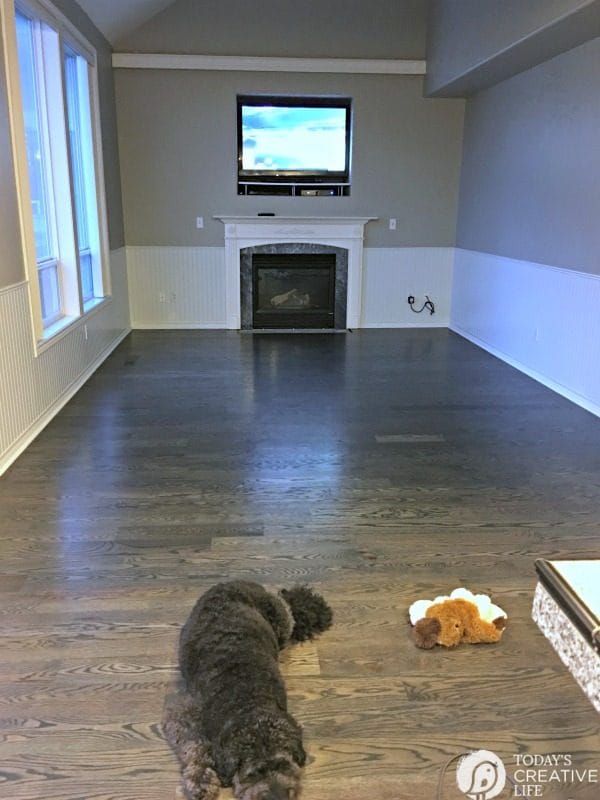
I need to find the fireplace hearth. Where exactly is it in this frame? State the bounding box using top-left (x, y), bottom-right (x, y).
top-left (253, 254), bottom-right (336, 329)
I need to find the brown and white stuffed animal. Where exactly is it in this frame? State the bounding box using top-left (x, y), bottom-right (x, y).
top-left (409, 588), bottom-right (507, 649)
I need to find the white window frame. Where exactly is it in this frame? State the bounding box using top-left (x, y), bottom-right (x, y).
top-left (1, 0), bottom-right (111, 352)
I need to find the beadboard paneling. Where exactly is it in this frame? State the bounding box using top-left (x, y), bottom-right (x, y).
top-left (0, 249), bottom-right (131, 474)
top-left (126, 246), bottom-right (227, 328)
top-left (362, 247), bottom-right (454, 327)
top-left (451, 248), bottom-right (600, 416)
top-left (125, 245), bottom-right (453, 329)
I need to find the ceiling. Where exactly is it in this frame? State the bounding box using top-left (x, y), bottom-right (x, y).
top-left (75, 0), bottom-right (175, 45)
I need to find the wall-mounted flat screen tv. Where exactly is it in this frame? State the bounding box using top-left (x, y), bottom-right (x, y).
top-left (237, 95), bottom-right (352, 186)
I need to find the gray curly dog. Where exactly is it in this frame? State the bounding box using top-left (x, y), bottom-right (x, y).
top-left (163, 580), bottom-right (333, 800)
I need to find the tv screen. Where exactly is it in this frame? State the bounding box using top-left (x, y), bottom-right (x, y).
top-left (237, 95), bottom-right (351, 183)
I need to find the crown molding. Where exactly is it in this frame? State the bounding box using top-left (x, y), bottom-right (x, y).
top-left (111, 52), bottom-right (427, 75)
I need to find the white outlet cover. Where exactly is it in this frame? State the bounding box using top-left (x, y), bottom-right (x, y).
top-left (196, 217), bottom-right (204, 229)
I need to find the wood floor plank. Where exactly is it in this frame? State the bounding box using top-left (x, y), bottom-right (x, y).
top-left (1, 330), bottom-right (599, 799)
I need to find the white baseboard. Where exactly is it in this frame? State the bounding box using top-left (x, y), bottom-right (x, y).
top-left (0, 327), bottom-right (130, 476)
top-left (131, 322), bottom-right (228, 329)
top-left (451, 325), bottom-right (600, 419)
top-left (363, 321), bottom-right (448, 329)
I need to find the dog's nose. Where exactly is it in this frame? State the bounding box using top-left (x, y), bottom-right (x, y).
top-left (263, 783), bottom-right (294, 800)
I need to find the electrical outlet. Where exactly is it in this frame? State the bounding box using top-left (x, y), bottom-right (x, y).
top-left (389, 218), bottom-right (397, 230)
top-left (407, 295), bottom-right (415, 305)
top-left (196, 216), bottom-right (204, 229)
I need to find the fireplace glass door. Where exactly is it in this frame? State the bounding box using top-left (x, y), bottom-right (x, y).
top-left (252, 254), bottom-right (336, 328)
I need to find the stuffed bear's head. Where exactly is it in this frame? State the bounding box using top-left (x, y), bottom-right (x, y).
top-left (413, 616), bottom-right (443, 649)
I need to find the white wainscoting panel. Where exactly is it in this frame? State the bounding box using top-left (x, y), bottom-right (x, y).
top-left (126, 245), bottom-right (454, 329)
top-left (362, 247), bottom-right (454, 327)
top-left (0, 248), bottom-right (131, 474)
top-left (127, 246), bottom-right (227, 328)
top-left (451, 248), bottom-right (600, 416)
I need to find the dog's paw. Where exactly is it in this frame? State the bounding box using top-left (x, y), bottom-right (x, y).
top-left (181, 755), bottom-right (221, 800)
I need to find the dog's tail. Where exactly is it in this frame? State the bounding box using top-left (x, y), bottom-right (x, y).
top-left (280, 586), bottom-right (333, 642)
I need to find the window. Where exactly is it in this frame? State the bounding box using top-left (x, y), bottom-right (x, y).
top-left (15, 10), bottom-right (62, 324)
top-left (8, 0), bottom-right (108, 339)
top-left (64, 45), bottom-right (101, 304)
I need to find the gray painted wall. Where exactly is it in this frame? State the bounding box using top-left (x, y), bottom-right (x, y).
top-left (456, 36), bottom-right (600, 274)
top-left (426, 0), bottom-right (600, 96)
top-left (116, 0), bottom-right (428, 58)
top-left (114, 69), bottom-right (465, 248)
top-left (0, 34), bottom-right (23, 288)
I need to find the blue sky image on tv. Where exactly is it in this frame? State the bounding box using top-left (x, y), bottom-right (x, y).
top-left (241, 105), bottom-right (347, 172)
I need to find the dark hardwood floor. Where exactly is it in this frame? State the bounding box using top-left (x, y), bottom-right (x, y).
top-left (1, 329), bottom-right (598, 800)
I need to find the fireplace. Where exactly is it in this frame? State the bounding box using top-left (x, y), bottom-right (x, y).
top-left (240, 243), bottom-right (348, 330)
top-left (253, 253), bottom-right (336, 329)
top-left (216, 216), bottom-right (376, 329)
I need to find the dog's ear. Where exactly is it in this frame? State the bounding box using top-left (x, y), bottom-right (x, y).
top-left (280, 586), bottom-right (333, 642)
top-left (414, 617), bottom-right (440, 649)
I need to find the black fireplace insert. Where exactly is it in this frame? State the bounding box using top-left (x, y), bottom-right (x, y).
top-left (252, 253), bottom-right (336, 328)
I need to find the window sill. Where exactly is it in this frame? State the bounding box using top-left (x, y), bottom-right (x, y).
top-left (83, 296), bottom-right (105, 314)
top-left (35, 295), bottom-right (111, 356)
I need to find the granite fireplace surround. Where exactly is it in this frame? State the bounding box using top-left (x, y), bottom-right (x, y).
top-left (240, 243), bottom-right (348, 330)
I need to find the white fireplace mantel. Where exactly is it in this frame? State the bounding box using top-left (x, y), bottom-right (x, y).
top-left (214, 216), bottom-right (376, 329)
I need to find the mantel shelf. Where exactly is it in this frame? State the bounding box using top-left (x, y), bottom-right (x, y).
top-left (214, 216), bottom-right (378, 225)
